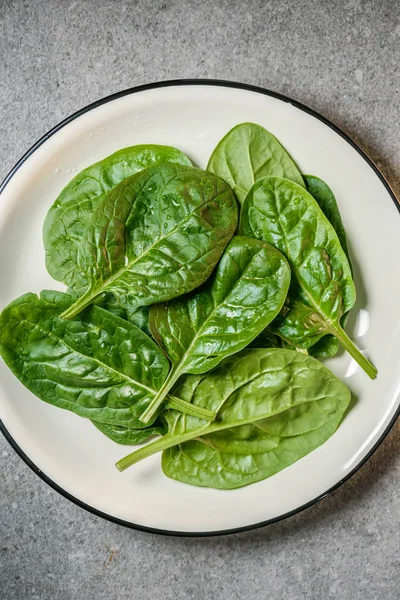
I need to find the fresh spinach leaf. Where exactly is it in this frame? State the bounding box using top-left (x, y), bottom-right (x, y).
top-left (116, 348), bottom-right (351, 489)
top-left (92, 419), bottom-right (166, 445)
top-left (0, 291), bottom-right (215, 426)
top-left (99, 298), bottom-right (152, 337)
top-left (60, 164), bottom-right (238, 319)
top-left (239, 176), bottom-right (377, 378)
top-left (140, 236), bottom-right (291, 423)
top-left (44, 145), bottom-right (192, 294)
top-left (207, 122), bottom-right (305, 204)
top-left (304, 174), bottom-right (350, 263)
top-left (303, 174), bottom-right (352, 357)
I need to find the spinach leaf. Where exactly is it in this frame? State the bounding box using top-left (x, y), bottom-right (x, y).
top-left (239, 176), bottom-right (377, 378)
top-left (92, 419), bottom-right (166, 445)
top-left (304, 175), bottom-right (350, 263)
top-left (0, 291), bottom-right (215, 426)
top-left (99, 299), bottom-right (152, 337)
top-left (207, 122), bottom-right (305, 204)
top-left (116, 348), bottom-right (351, 489)
top-left (303, 174), bottom-right (352, 357)
top-left (140, 236), bottom-right (291, 423)
top-left (60, 164), bottom-right (238, 320)
top-left (259, 175), bottom-right (352, 359)
top-left (44, 145), bottom-right (192, 295)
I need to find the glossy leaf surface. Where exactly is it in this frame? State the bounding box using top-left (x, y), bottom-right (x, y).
top-left (140, 236), bottom-right (290, 423)
top-left (239, 176), bottom-right (376, 378)
top-left (0, 291), bottom-right (215, 427)
top-left (61, 164), bottom-right (238, 319)
top-left (92, 419), bottom-right (166, 445)
top-left (44, 145), bottom-right (192, 294)
top-left (117, 349), bottom-right (351, 489)
top-left (207, 122), bottom-right (305, 203)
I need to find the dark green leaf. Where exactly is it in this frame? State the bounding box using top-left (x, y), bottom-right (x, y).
top-left (140, 236), bottom-right (290, 423)
top-left (0, 291), bottom-right (216, 427)
top-left (92, 419), bottom-right (166, 445)
top-left (116, 348), bottom-right (351, 489)
top-left (303, 174), bottom-right (352, 358)
top-left (239, 176), bottom-right (377, 378)
top-left (44, 145), bottom-right (192, 294)
top-left (61, 164), bottom-right (238, 319)
top-left (207, 122), bottom-right (305, 204)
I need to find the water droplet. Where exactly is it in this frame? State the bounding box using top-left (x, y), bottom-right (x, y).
top-left (89, 132), bottom-right (94, 137)
top-left (256, 229), bottom-right (263, 237)
top-left (294, 198), bottom-right (299, 205)
top-left (55, 168), bottom-right (60, 174)
top-left (163, 223), bottom-right (168, 229)
top-left (166, 215), bottom-right (172, 221)
top-left (270, 217), bottom-right (276, 223)
top-left (260, 215), bottom-right (265, 221)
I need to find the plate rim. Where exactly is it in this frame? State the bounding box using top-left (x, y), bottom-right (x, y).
top-left (0, 78), bottom-right (399, 537)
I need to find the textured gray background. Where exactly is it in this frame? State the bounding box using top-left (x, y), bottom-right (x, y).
top-left (1, 0), bottom-right (399, 598)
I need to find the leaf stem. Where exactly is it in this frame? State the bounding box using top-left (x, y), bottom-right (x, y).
top-left (139, 367), bottom-right (182, 424)
top-left (60, 289), bottom-right (99, 319)
top-left (116, 429), bottom-right (208, 472)
top-left (165, 395), bottom-right (215, 421)
top-left (333, 325), bottom-right (377, 380)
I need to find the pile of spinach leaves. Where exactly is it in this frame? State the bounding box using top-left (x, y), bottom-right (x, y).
top-left (0, 128), bottom-right (376, 490)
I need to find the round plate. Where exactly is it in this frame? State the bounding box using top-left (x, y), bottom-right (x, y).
top-left (1, 80), bottom-right (399, 536)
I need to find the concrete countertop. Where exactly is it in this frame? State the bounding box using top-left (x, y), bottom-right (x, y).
top-left (1, 1), bottom-right (399, 598)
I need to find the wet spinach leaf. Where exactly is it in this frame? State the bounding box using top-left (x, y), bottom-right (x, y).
top-left (0, 291), bottom-right (215, 427)
top-left (239, 176), bottom-right (377, 378)
top-left (92, 419), bottom-right (166, 445)
top-left (207, 122), bottom-right (305, 204)
top-left (116, 348), bottom-right (351, 489)
top-left (140, 236), bottom-right (290, 423)
top-left (44, 145), bottom-right (192, 294)
top-left (60, 164), bottom-right (238, 319)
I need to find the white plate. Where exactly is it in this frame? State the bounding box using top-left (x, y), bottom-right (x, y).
top-left (1, 80), bottom-right (399, 536)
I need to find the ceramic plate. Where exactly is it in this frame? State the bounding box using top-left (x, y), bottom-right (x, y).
top-left (1, 80), bottom-right (399, 536)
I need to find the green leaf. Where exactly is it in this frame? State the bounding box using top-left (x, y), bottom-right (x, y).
top-left (303, 174), bottom-right (350, 263)
top-left (239, 176), bottom-right (377, 379)
top-left (43, 145), bottom-right (192, 294)
top-left (99, 298), bottom-right (152, 337)
top-left (303, 175), bottom-right (352, 358)
top-left (92, 419), bottom-right (166, 445)
top-left (140, 236), bottom-right (291, 423)
top-left (0, 291), bottom-right (216, 427)
top-left (60, 164), bottom-right (238, 319)
top-left (207, 122), bottom-right (305, 204)
top-left (260, 175), bottom-right (352, 359)
top-left (116, 348), bottom-right (351, 489)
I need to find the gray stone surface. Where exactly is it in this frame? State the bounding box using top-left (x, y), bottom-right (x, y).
top-left (0, 0), bottom-right (399, 598)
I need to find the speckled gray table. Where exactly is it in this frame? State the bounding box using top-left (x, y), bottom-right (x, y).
top-left (1, 1), bottom-right (399, 598)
